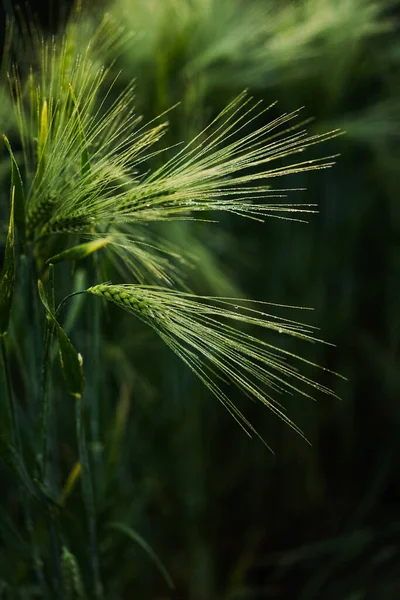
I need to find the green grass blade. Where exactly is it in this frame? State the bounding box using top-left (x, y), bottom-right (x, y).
top-left (0, 335), bottom-right (20, 454)
top-left (0, 504), bottom-right (30, 559)
top-left (40, 265), bottom-right (56, 486)
top-left (36, 100), bottom-right (49, 187)
top-left (107, 521), bottom-right (175, 590)
top-left (0, 437), bottom-right (45, 505)
top-left (0, 187), bottom-right (15, 335)
top-left (38, 280), bottom-right (85, 398)
top-left (3, 135), bottom-right (26, 247)
top-left (76, 398), bottom-right (103, 599)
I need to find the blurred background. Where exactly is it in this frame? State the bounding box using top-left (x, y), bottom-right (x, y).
top-left (1, 0), bottom-right (400, 598)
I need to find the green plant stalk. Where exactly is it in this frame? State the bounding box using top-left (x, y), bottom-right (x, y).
top-left (13, 254), bottom-right (32, 390)
top-left (39, 265), bottom-right (66, 597)
top-left (0, 333), bottom-right (49, 598)
top-left (76, 395), bottom-right (103, 600)
top-left (49, 514), bottom-right (65, 599)
top-left (90, 254), bottom-right (102, 498)
top-left (41, 318), bottom-right (66, 597)
top-left (0, 335), bottom-right (20, 448)
top-left (28, 251), bottom-right (43, 410)
top-left (56, 291), bottom-right (88, 319)
top-left (90, 298), bottom-right (102, 493)
top-left (25, 504), bottom-right (50, 600)
top-left (41, 318), bottom-right (55, 485)
top-left (16, 254), bottom-right (38, 423)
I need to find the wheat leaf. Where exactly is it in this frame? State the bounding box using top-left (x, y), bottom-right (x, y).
top-left (46, 238), bottom-right (111, 265)
top-left (61, 462), bottom-right (82, 503)
top-left (0, 187), bottom-right (15, 335)
top-left (0, 437), bottom-right (47, 505)
top-left (38, 280), bottom-right (85, 398)
top-left (3, 136), bottom-right (26, 246)
top-left (107, 521), bottom-right (175, 590)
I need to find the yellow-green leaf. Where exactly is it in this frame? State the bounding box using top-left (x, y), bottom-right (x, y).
top-left (38, 280), bottom-right (85, 398)
top-left (36, 99), bottom-right (49, 186)
top-left (61, 461), bottom-right (82, 503)
top-left (46, 237), bottom-right (111, 266)
top-left (0, 188), bottom-right (15, 335)
top-left (3, 136), bottom-right (26, 246)
top-left (38, 99), bottom-right (48, 160)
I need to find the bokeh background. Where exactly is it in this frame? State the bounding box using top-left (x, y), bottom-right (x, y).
top-left (1, 0), bottom-right (400, 598)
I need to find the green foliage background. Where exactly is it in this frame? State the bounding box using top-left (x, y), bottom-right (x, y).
top-left (0, 0), bottom-right (399, 598)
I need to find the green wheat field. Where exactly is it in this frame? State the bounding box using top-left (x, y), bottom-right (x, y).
top-left (0, 0), bottom-right (399, 598)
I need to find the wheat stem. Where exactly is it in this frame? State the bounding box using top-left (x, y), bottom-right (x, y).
top-left (40, 333), bottom-right (55, 481)
top-left (89, 254), bottom-right (102, 499)
top-left (29, 252), bottom-right (43, 409)
top-left (39, 266), bottom-right (65, 596)
top-left (25, 504), bottom-right (50, 600)
top-left (0, 335), bottom-right (49, 597)
top-left (0, 335), bottom-right (20, 447)
top-left (40, 309), bottom-right (55, 486)
top-left (48, 515), bottom-right (65, 599)
top-left (56, 290), bottom-right (88, 318)
top-left (76, 395), bottom-right (103, 600)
